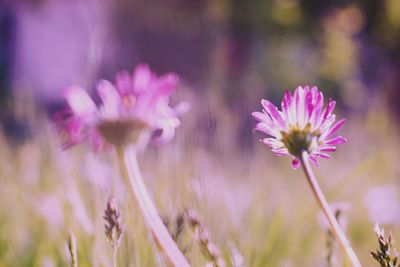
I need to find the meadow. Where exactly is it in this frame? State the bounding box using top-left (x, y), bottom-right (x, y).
top-left (2, 1), bottom-right (400, 266)
top-left (0, 89), bottom-right (398, 267)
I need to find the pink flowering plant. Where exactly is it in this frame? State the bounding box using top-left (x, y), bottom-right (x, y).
top-left (252, 85), bottom-right (346, 169)
top-left (252, 86), bottom-right (361, 267)
top-left (57, 64), bottom-right (191, 267)
top-left (58, 64), bottom-right (183, 151)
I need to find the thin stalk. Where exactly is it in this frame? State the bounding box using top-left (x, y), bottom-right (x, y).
top-left (68, 232), bottom-right (78, 267)
top-left (117, 146), bottom-right (190, 267)
top-left (299, 151), bottom-right (362, 267)
top-left (113, 247), bottom-right (118, 267)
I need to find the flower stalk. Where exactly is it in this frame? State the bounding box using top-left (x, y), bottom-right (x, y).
top-left (67, 232), bottom-right (78, 267)
top-left (299, 151), bottom-right (361, 267)
top-left (117, 145), bottom-right (190, 267)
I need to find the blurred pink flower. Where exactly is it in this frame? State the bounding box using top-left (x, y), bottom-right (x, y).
top-left (364, 185), bottom-right (400, 224)
top-left (57, 64), bottom-right (184, 150)
top-left (252, 86), bottom-right (347, 168)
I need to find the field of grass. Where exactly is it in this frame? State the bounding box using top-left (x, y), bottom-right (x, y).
top-left (0, 93), bottom-right (399, 267)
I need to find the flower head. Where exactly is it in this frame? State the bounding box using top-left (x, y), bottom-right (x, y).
top-left (56, 64), bottom-right (185, 150)
top-left (252, 86), bottom-right (347, 168)
top-left (371, 223), bottom-right (399, 267)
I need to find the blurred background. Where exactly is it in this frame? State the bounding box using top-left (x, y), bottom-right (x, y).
top-left (1, 0), bottom-right (400, 266)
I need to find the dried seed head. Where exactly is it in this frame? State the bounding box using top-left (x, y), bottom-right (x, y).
top-left (103, 196), bottom-right (124, 249)
top-left (162, 212), bottom-right (186, 244)
top-left (371, 223), bottom-right (399, 267)
top-left (185, 209), bottom-right (226, 267)
top-left (186, 208), bottom-right (202, 226)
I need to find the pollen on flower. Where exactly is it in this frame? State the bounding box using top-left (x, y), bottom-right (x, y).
top-left (122, 95), bottom-right (136, 108)
top-left (280, 123), bottom-right (316, 157)
top-left (252, 85), bottom-right (347, 168)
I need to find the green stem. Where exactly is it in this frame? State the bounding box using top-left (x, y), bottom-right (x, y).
top-left (299, 151), bottom-right (362, 267)
top-left (117, 146), bottom-right (190, 267)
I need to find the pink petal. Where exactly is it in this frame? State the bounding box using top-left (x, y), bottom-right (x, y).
top-left (263, 138), bottom-right (285, 149)
top-left (319, 146), bottom-right (337, 152)
top-left (60, 117), bottom-right (86, 149)
top-left (97, 80), bottom-right (120, 106)
top-left (133, 63), bottom-right (153, 92)
top-left (309, 154), bottom-right (319, 167)
top-left (173, 102), bottom-right (190, 116)
top-left (272, 147), bottom-right (289, 155)
top-left (325, 119), bottom-right (346, 139)
top-left (254, 122), bottom-right (274, 136)
top-left (294, 86), bottom-right (301, 119)
top-left (310, 86), bottom-right (318, 99)
top-left (97, 80), bottom-right (121, 118)
top-left (281, 90), bottom-right (292, 114)
top-left (321, 100), bottom-right (336, 123)
top-left (319, 114), bottom-right (336, 134)
top-left (292, 158), bottom-right (301, 169)
top-left (309, 92), bottom-right (324, 127)
top-left (64, 86), bottom-right (96, 116)
top-left (252, 111), bottom-right (271, 123)
top-left (314, 152), bottom-right (331, 159)
top-left (305, 90), bottom-right (314, 120)
top-left (261, 99), bottom-right (285, 127)
top-left (325, 136), bottom-right (347, 145)
top-left (115, 70), bottom-right (132, 94)
top-left (146, 74), bottom-right (179, 112)
top-left (156, 73), bottom-right (179, 96)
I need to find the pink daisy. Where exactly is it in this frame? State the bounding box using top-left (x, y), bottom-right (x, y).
top-left (57, 64), bottom-right (185, 150)
top-left (252, 86), bottom-right (347, 169)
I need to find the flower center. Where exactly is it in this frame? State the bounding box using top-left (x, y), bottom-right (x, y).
top-left (280, 123), bottom-right (319, 156)
top-left (97, 118), bottom-right (148, 147)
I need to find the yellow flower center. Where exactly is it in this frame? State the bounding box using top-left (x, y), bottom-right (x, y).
top-left (280, 123), bottom-right (320, 156)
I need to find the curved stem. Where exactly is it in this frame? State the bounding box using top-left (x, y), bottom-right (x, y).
top-left (299, 151), bottom-right (362, 267)
top-left (117, 146), bottom-right (191, 267)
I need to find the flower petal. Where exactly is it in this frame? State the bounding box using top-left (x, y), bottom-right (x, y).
top-left (97, 80), bottom-right (121, 119)
top-left (261, 99), bottom-right (285, 128)
top-left (252, 111), bottom-right (271, 123)
top-left (133, 63), bottom-right (153, 92)
top-left (309, 154), bottom-right (319, 167)
top-left (65, 86), bottom-right (96, 116)
top-left (292, 158), bottom-right (301, 169)
top-left (115, 70), bottom-right (132, 94)
top-left (314, 152), bottom-right (331, 159)
top-left (322, 119), bottom-right (346, 139)
top-left (325, 136), bottom-right (347, 145)
top-left (319, 146), bottom-right (337, 152)
top-left (156, 73), bottom-right (179, 96)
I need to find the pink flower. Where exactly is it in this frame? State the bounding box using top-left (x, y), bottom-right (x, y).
top-left (57, 64), bottom-right (184, 150)
top-left (252, 86), bottom-right (347, 168)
